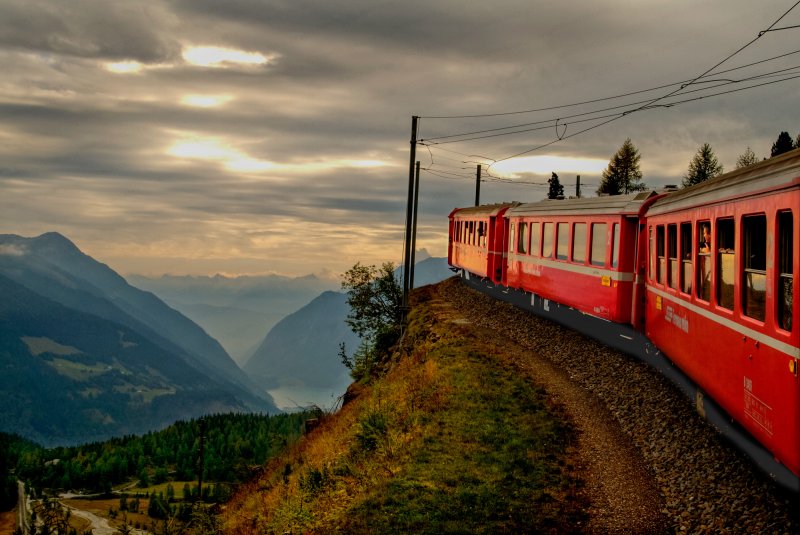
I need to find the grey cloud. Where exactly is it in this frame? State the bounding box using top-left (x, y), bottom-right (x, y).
top-left (0, 0), bottom-right (181, 62)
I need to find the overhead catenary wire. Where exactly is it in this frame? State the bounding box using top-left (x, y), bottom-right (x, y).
top-left (415, 1), bottom-right (800, 173)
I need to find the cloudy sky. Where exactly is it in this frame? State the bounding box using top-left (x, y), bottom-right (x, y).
top-left (1, 0), bottom-right (799, 278)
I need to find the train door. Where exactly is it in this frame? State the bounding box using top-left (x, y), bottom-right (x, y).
top-left (501, 217), bottom-right (510, 284)
top-left (632, 216), bottom-right (649, 330)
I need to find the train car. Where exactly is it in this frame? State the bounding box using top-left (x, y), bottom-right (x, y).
top-left (504, 192), bottom-right (659, 324)
top-left (643, 149), bottom-right (800, 480)
top-left (448, 203), bottom-right (518, 284)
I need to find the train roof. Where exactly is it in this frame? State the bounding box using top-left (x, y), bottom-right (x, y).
top-left (648, 147), bottom-right (800, 215)
top-left (507, 190), bottom-right (657, 217)
top-left (449, 202), bottom-right (520, 218)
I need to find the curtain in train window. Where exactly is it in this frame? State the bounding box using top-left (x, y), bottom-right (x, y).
top-left (508, 223), bottom-right (515, 253)
top-left (697, 221), bottom-right (711, 301)
top-left (556, 223), bottom-right (569, 260)
top-left (518, 222), bottom-right (528, 254)
top-left (778, 211), bottom-right (793, 331)
top-left (656, 225), bottom-right (665, 285)
top-left (717, 218), bottom-right (735, 310)
top-left (612, 223), bottom-right (620, 268)
top-left (530, 222), bottom-right (541, 257)
top-left (743, 215), bottom-right (767, 321)
top-left (572, 223), bottom-right (587, 263)
top-left (542, 222), bottom-right (554, 258)
top-left (667, 224), bottom-right (678, 289)
top-left (680, 222), bottom-right (692, 294)
top-left (478, 221), bottom-right (486, 247)
top-left (592, 223), bottom-right (607, 267)
top-left (648, 226), bottom-right (653, 279)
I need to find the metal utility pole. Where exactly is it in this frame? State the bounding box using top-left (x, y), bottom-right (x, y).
top-left (401, 116), bottom-right (419, 320)
top-left (409, 161), bottom-right (421, 291)
top-left (475, 164), bottom-right (482, 206)
top-left (576, 175), bottom-right (581, 198)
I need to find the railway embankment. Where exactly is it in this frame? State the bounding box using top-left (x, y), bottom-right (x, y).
top-left (444, 276), bottom-right (798, 533)
top-left (223, 277), bottom-right (796, 533)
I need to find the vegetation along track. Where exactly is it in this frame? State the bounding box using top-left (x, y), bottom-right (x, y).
top-left (441, 277), bottom-right (797, 533)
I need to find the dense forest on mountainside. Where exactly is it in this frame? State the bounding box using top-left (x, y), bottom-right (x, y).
top-left (4, 412), bottom-right (313, 502)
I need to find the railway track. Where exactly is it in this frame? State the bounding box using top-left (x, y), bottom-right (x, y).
top-left (441, 277), bottom-right (798, 533)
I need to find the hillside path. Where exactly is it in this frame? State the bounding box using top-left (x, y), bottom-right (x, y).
top-left (433, 279), bottom-right (667, 533)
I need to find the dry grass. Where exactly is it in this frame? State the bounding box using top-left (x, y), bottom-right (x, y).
top-left (221, 284), bottom-right (585, 533)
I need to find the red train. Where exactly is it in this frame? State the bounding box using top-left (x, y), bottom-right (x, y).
top-left (448, 148), bottom-right (799, 491)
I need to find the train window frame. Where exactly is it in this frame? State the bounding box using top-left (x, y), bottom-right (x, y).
top-left (680, 222), bottom-right (693, 295)
top-left (542, 222), bottom-right (554, 259)
top-left (742, 214), bottom-right (767, 322)
top-left (667, 224), bottom-right (678, 289)
top-left (777, 210), bottom-right (793, 332)
top-left (572, 222), bottom-right (587, 263)
top-left (656, 225), bottom-right (665, 286)
top-left (697, 221), bottom-right (712, 302)
top-left (716, 218), bottom-right (735, 311)
top-left (556, 222), bottom-right (569, 260)
top-left (591, 223), bottom-right (608, 267)
top-left (530, 222), bottom-right (541, 257)
top-left (518, 222), bottom-right (529, 254)
top-left (478, 221), bottom-right (486, 248)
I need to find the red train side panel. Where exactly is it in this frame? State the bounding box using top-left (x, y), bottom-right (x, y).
top-left (449, 203), bottom-right (518, 284)
top-left (644, 150), bottom-right (800, 477)
top-left (504, 193), bottom-right (656, 324)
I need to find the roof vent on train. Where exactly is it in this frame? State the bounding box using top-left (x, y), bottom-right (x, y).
top-left (662, 185), bottom-right (679, 192)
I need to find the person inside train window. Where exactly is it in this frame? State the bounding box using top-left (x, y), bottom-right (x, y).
top-left (699, 223), bottom-right (711, 254)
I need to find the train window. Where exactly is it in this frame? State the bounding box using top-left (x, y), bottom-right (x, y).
top-left (680, 222), bottom-right (693, 294)
top-left (656, 225), bottom-right (665, 285)
top-left (667, 224), bottom-right (678, 289)
top-left (509, 223), bottom-right (515, 253)
top-left (543, 223), bottom-right (554, 258)
top-left (742, 215), bottom-right (767, 321)
top-left (743, 214), bottom-right (767, 321)
top-left (697, 221), bottom-right (711, 301)
top-left (557, 223), bottom-right (569, 260)
top-left (612, 223), bottom-right (620, 268)
top-left (648, 226), bottom-right (654, 278)
top-left (518, 222), bottom-right (528, 254)
top-left (573, 223), bottom-right (587, 263)
top-left (591, 223), bottom-right (607, 267)
top-left (530, 222), bottom-right (541, 257)
top-left (717, 218), bottom-right (735, 311)
top-left (778, 211), bottom-right (793, 331)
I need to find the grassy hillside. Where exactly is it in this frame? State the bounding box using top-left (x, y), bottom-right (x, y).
top-left (222, 283), bottom-right (587, 533)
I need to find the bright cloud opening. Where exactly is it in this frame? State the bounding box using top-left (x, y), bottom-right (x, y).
top-left (167, 135), bottom-right (392, 175)
top-left (492, 155), bottom-right (608, 178)
top-left (180, 94), bottom-right (234, 108)
top-left (105, 61), bottom-right (144, 74)
top-left (182, 46), bottom-right (273, 67)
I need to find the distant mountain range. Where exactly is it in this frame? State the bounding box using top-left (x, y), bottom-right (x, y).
top-left (242, 257), bottom-right (454, 409)
top-left (127, 273), bottom-right (338, 364)
top-left (0, 232), bottom-right (278, 446)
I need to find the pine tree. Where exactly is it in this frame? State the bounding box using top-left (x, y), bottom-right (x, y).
top-left (597, 138), bottom-right (645, 195)
top-left (735, 147), bottom-right (758, 169)
top-left (771, 131), bottom-right (794, 157)
top-left (683, 143), bottom-right (723, 187)
top-left (547, 172), bottom-right (564, 199)
top-left (795, 132), bottom-right (800, 149)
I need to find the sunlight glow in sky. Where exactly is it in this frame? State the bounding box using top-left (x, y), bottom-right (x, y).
top-left (180, 94), bottom-right (235, 108)
top-left (492, 155), bottom-right (608, 178)
top-left (105, 61), bottom-right (145, 74)
top-left (182, 46), bottom-right (273, 67)
top-left (167, 137), bottom-right (391, 175)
